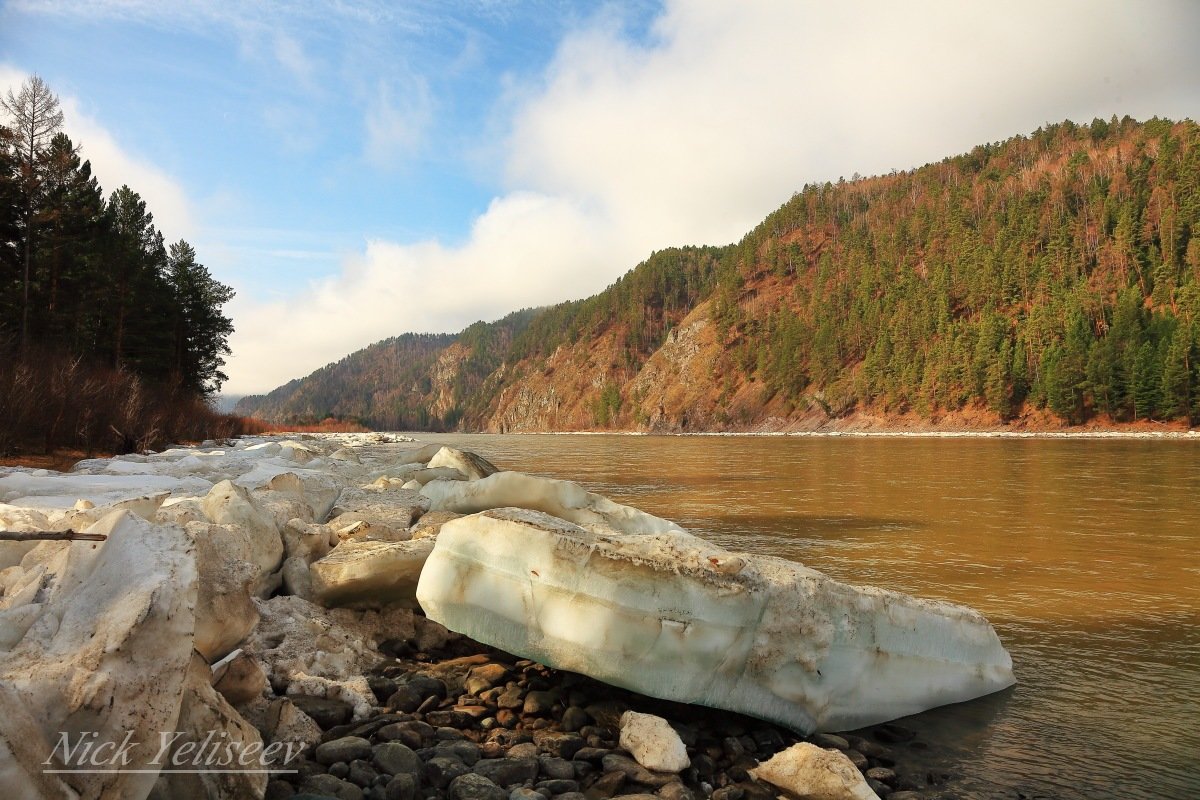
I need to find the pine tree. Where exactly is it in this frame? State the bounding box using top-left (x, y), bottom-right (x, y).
top-left (35, 133), bottom-right (106, 352)
top-left (1, 75), bottom-right (64, 353)
top-left (102, 185), bottom-right (169, 373)
top-left (1132, 340), bottom-right (1161, 420)
top-left (984, 338), bottom-right (1013, 419)
top-left (166, 240), bottom-right (234, 395)
top-left (1159, 323), bottom-right (1192, 418)
top-left (1042, 345), bottom-right (1079, 422)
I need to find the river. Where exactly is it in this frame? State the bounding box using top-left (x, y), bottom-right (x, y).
top-left (415, 432), bottom-right (1200, 800)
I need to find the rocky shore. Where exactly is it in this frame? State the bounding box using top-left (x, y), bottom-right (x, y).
top-left (260, 613), bottom-right (959, 800)
top-left (0, 433), bottom-right (1004, 800)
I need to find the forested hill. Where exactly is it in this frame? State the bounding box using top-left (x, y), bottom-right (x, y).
top-left (236, 116), bottom-right (1200, 432)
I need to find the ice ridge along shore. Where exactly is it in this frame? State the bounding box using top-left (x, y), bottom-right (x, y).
top-left (0, 433), bottom-right (1014, 800)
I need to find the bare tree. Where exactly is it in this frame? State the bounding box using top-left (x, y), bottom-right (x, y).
top-left (2, 75), bottom-right (64, 354)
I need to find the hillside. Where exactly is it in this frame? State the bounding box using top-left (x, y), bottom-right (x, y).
top-left (236, 116), bottom-right (1200, 432)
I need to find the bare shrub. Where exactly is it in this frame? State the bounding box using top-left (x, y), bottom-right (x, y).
top-left (0, 347), bottom-right (263, 459)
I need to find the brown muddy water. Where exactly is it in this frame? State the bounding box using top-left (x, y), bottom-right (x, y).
top-left (411, 433), bottom-right (1199, 799)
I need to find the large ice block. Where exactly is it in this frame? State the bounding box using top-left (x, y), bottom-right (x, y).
top-left (416, 508), bottom-right (1015, 733)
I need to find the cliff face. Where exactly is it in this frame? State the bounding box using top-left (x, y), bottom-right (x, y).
top-left (487, 333), bottom-right (628, 432)
top-left (237, 118), bottom-right (1200, 432)
top-left (428, 343), bottom-right (469, 421)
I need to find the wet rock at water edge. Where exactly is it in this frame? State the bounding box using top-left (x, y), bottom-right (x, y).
top-left (751, 743), bottom-right (879, 800)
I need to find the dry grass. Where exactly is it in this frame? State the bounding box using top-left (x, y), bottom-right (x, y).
top-left (0, 348), bottom-right (262, 461)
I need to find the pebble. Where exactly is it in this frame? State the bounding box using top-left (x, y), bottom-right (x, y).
top-left (438, 741), bottom-right (482, 766)
top-left (293, 695), bottom-right (355, 730)
top-left (266, 779), bottom-right (296, 800)
top-left (408, 676), bottom-right (448, 701)
top-left (600, 754), bottom-right (676, 788)
top-left (466, 663), bottom-right (511, 695)
top-left (389, 686), bottom-right (425, 713)
top-left (583, 769), bottom-right (625, 799)
top-left (318, 737), bottom-right (375, 766)
top-left (507, 742), bottom-right (539, 759)
top-left (379, 725), bottom-right (427, 751)
top-left (448, 773), bottom-right (508, 800)
top-left (735, 781), bottom-right (775, 800)
top-left (657, 782), bottom-right (694, 800)
top-left (844, 735), bottom-right (888, 760)
top-left (689, 754), bottom-right (715, 780)
top-left (349, 759), bottom-right (381, 787)
top-left (572, 747), bottom-right (610, 764)
top-left (536, 779), bottom-right (579, 794)
top-left (497, 686), bottom-right (525, 709)
top-left (386, 774), bottom-right (418, 800)
top-left (750, 729), bottom-right (783, 753)
top-left (473, 757), bottom-right (540, 787)
top-left (843, 749), bottom-right (869, 770)
top-left (370, 676), bottom-right (401, 703)
top-left (808, 733), bottom-right (849, 751)
top-left (560, 706), bottom-right (590, 732)
top-left (533, 731), bottom-right (584, 760)
top-left (302, 773), bottom-right (365, 800)
top-left (375, 742), bottom-right (423, 776)
top-left (866, 777), bottom-right (891, 796)
top-left (425, 756), bottom-right (470, 788)
top-left (427, 711), bottom-right (476, 728)
top-left (524, 690), bottom-right (558, 715)
top-left (720, 738), bottom-right (745, 760)
top-left (866, 766), bottom-right (897, 785)
top-left (539, 756), bottom-right (576, 780)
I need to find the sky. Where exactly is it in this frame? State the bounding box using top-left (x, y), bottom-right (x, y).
top-left (2, 1), bottom-right (1199, 400)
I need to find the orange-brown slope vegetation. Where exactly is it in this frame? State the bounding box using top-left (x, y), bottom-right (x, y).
top-left (237, 117), bottom-right (1200, 433)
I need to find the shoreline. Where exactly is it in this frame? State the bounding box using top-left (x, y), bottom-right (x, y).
top-left (9, 425), bottom-right (1197, 474)
top-left (495, 428), bottom-right (1200, 440)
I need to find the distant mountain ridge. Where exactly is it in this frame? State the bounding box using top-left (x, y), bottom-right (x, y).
top-left (236, 117), bottom-right (1200, 431)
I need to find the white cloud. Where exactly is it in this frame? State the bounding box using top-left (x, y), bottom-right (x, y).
top-left (363, 77), bottom-right (434, 168)
top-left (506, 0), bottom-right (1200, 249)
top-left (0, 65), bottom-right (194, 240)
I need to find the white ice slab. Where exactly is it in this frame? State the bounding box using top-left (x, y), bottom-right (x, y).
top-left (416, 508), bottom-right (1015, 734)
